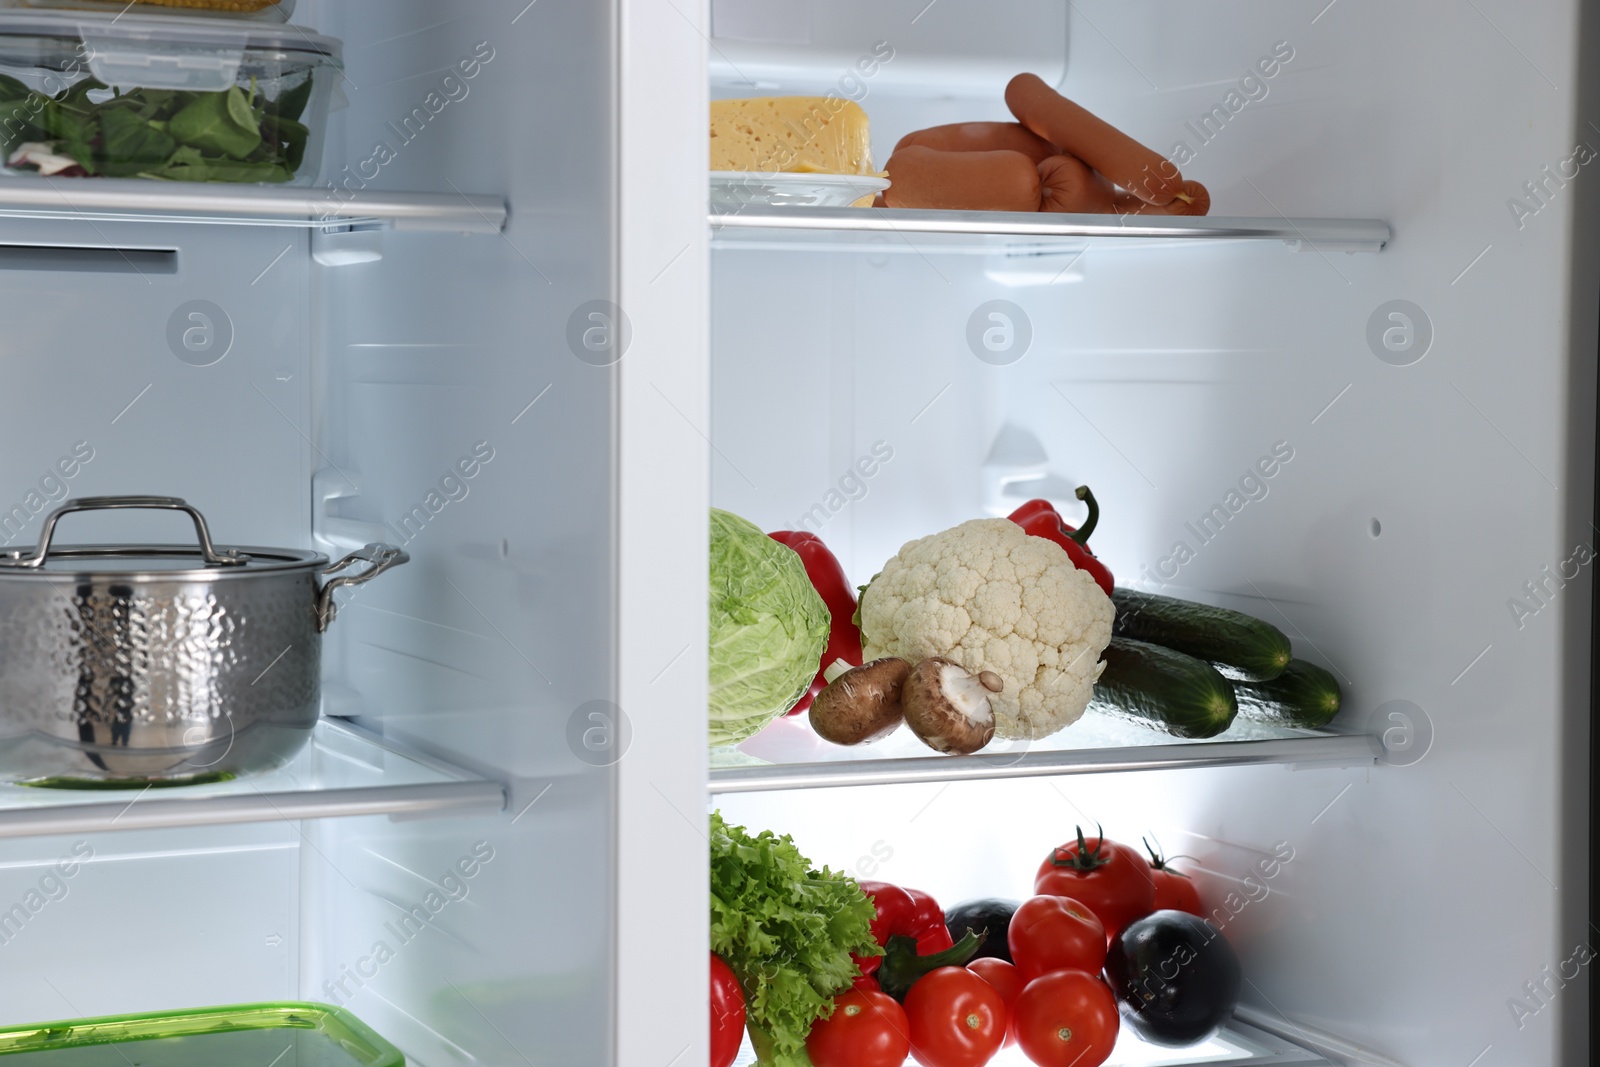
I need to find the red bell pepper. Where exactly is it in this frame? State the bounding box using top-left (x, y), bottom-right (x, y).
top-left (1008, 487), bottom-right (1114, 595)
top-left (851, 881), bottom-right (956, 977)
top-left (710, 952), bottom-right (746, 1067)
top-left (768, 531), bottom-right (864, 715)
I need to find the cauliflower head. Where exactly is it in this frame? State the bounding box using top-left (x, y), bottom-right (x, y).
top-left (858, 517), bottom-right (1113, 740)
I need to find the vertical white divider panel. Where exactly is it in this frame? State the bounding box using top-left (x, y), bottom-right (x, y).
top-left (615, 1), bottom-right (710, 1066)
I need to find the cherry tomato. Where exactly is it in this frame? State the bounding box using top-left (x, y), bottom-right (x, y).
top-left (1034, 826), bottom-right (1156, 942)
top-left (903, 966), bottom-right (1007, 1067)
top-left (806, 988), bottom-right (912, 1067)
top-left (1151, 867), bottom-right (1203, 916)
top-left (1008, 894), bottom-right (1106, 981)
top-left (709, 953), bottom-right (745, 1067)
top-left (1012, 970), bottom-right (1119, 1067)
top-left (966, 957), bottom-right (1023, 1047)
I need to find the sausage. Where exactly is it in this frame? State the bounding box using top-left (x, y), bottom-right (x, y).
top-left (1005, 72), bottom-right (1183, 205)
top-left (883, 145), bottom-right (1043, 211)
top-left (894, 122), bottom-right (1058, 164)
top-left (1113, 180), bottom-right (1210, 217)
top-left (1037, 154), bottom-right (1116, 213)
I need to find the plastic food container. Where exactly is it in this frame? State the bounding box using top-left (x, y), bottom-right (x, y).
top-left (0, 1002), bottom-right (405, 1065)
top-left (0, 10), bottom-right (340, 184)
top-left (0, 0), bottom-right (294, 21)
top-left (710, 171), bottom-right (889, 210)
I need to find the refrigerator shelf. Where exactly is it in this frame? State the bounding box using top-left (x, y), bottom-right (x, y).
top-left (0, 719), bottom-right (506, 840)
top-left (0, 177), bottom-right (507, 232)
top-left (709, 205), bottom-right (1390, 254)
top-left (731, 1015), bottom-right (1335, 1066)
top-left (710, 713), bottom-right (1380, 793)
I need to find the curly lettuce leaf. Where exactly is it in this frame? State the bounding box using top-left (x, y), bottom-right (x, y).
top-left (710, 812), bottom-right (880, 1067)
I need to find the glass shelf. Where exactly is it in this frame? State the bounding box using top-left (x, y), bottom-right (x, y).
top-left (709, 205), bottom-right (1390, 255)
top-left (733, 1015), bottom-right (1333, 1067)
top-left (0, 177), bottom-right (507, 232)
top-left (0, 720), bottom-right (505, 840)
top-left (710, 710), bottom-right (1379, 793)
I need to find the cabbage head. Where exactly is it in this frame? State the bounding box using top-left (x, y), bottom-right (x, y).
top-left (709, 508), bottom-right (829, 746)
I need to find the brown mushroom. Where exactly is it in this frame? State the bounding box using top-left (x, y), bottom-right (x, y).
top-left (902, 658), bottom-right (1001, 755)
top-left (808, 658), bottom-right (912, 745)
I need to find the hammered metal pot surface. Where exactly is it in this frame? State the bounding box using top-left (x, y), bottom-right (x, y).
top-left (0, 564), bottom-right (323, 783)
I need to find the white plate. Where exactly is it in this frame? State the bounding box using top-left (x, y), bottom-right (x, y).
top-left (710, 171), bottom-right (889, 210)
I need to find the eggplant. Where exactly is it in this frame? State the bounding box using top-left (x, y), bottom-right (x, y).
top-left (943, 898), bottom-right (1020, 963)
top-left (1104, 910), bottom-right (1242, 1046)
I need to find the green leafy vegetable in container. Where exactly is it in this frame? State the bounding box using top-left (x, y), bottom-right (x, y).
top-left (709, 508), bottom-right (830, 746)
top-left (710, 811), bottom-right (880, 1067)
top-left (0, 73), bottom-right (314, 182)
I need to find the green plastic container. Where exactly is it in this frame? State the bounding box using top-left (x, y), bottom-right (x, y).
top-left (0, 1002), bottom-right (404, 1066)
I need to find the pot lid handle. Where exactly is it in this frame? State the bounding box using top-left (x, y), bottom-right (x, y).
top-left (0, 495), bottom-right (252, 569)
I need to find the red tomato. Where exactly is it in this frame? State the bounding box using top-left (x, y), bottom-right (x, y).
top-left (806, 988), bottom-right (912, 1067)
top-left (1034, 827), bottom-right (1156, 941)
top-left (709, 953), bottom-right (745, 1067)
top-left (1152, 866), bottom-right (1203, 916)
top-left (903, 967), bottom-right (1007, 1067)
top-left (1144, 838), bottom-right (1206, 917)
top-left (966, 957), bottom-right (1023, 1047)
top-left (1008, 894), bottom-right (1106, 981)
top-left (1012, 970), bottom-right (1119, 1067)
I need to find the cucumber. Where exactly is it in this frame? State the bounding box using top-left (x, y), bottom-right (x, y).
top-left (1091, 636), bottom-right (1239, 739)
top-left (1232, 659), bottom-right (1342, 728)
top-left (1111, 587), bottom-right (1292, 682)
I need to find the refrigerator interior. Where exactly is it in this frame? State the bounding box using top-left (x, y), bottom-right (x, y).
top-left (0, 1), bottom-right (1590, 1067)
top-left (0, 1), bottom-right (634, 1066)
top-left (709, 2), bottom-right (1595, 1067)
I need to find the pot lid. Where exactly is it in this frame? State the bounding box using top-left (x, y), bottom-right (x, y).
top-left (0, 496), bottom-right (327, 578)
top-left (0, 543), bottom-right (327, 578)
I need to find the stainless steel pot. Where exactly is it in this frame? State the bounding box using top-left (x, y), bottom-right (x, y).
top-left (0, 496), bottom-right (408, 786)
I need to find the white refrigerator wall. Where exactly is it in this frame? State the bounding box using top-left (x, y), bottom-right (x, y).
top-left (0, 2), bottom-right (658, 1066)
top-left (301, 1), bottom-right (635, 1065)
top-left (713, 2), bottom-right (1595, 1066)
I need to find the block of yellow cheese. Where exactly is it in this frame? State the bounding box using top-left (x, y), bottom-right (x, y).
top-left (710, 97), bottom-right (876, 175)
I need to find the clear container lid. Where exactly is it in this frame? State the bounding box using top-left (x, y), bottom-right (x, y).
top-left (0, 10), bottom-right (338, 91)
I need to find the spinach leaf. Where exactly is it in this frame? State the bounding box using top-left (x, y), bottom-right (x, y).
top-left (41, 99), bottom-right (93, 146)
top-left (99, 106), bottom-right (176, 166)
top-left (146, 145), bottom-right (289, 183)
top-left (275, 78), bottom-right (313, 123)
top-left (0, 98), bottom-right (45, 144)
top-left (263, 115), bottom-right (310, 170)
top-left (168, 86), bottom-right (262, 160)
top-left (0, 74), bottom-right (33, 102)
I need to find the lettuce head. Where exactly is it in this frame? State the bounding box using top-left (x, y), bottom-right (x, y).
top-left (709, 508), bottom-right (829, 746)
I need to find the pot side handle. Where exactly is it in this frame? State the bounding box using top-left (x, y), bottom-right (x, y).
top-left (316, 543), bottom-right (411, 632)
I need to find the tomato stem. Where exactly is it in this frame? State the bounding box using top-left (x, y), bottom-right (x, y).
top-left (1143, 836), bottom-right (1198, 876)
top-left (1050, 823), bottom-right (1111, 871)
